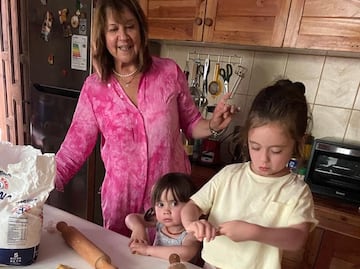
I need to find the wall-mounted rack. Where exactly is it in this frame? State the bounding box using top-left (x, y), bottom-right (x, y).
top-left (187, 51), bottom-right (243, 66)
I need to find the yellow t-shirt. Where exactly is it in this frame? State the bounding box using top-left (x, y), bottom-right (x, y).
top-left (191, 162), bottom-right (318, 269)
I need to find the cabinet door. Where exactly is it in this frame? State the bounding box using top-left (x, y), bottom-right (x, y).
top-left (284, 0), bottom-right (360, 52)
top-left (203, 0), bottom-right (291, 47)
top-left (140, 0), bottom-right (291, 46)
top-left (139, 0), bottom-right (206, 41)
top-left (313, 230), bottom-right (360, 269)
top-left (282, 227), bottom-right (323, 269)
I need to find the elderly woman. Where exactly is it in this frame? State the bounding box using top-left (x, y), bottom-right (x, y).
top-left (55, 0), bottom-right (237, 237)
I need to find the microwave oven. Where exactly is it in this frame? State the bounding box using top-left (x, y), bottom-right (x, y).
top-left (305, 137), bottom-right (360, 205)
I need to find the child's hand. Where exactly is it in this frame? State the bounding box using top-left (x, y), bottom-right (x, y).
top-left (186, 219), bottom-right (217, 242)
top-left (129, 240), bottom-right (150, 256)
top-left (217, 220), bottom-right (258, 242)
top-left (128, 228), bottom-right (148, 246)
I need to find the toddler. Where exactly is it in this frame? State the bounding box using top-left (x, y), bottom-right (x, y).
top-left (126, 172), bottom-right (201, 263)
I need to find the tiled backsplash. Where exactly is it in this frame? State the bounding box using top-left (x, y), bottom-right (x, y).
top-left (160, 43), bottom-right (360, 145)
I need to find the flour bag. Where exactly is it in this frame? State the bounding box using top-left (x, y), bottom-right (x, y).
top-left (0, 142), bottom-right (55, 266)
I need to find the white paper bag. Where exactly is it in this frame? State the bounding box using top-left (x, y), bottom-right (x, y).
top-left (0, 142), bottom-right (55, 266)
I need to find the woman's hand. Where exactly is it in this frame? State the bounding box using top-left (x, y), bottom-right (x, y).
top-left (185, 219), bottom-right (218, 242)
top-left (210, 93), bottom-right (240, 132)
top-left (192, 93), bottom-right (240, 139)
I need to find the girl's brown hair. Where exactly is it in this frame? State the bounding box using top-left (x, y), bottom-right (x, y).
top-left (92, 0), bottom-right (152, 81)
top-left (144, 173), bottom-right (196, 222)
top-left (241, 79), bottom-right (311, 162)
top-left (151, 173), bottom-right (197, 207)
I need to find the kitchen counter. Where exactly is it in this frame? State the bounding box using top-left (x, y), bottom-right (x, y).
top-left (6, 204), bottom-right (201, 269)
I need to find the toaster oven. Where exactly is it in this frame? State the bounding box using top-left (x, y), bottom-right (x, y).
top-left (305, 137), bottom-right (360, 205)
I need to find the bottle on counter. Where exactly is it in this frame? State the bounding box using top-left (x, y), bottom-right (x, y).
top-left (181, 129), bottom-right (194, 160)
top-left (287, 134), bottom-right (314, 176)
top-left (184, 138), bottom-right (194, 158)
top-left (192, 138), bottom-right (202, 163)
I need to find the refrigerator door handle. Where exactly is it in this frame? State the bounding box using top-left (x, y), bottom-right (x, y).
top-left (33, 83), bottom-right (80, 99)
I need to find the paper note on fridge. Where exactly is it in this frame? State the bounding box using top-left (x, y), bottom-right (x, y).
top-left (71, 34), bottom-right (88, 71)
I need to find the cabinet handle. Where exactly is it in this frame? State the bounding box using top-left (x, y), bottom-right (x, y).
top-left (256, 0), bottom-right (265, 7)
top-left (194, 17), bottom-right (202, 25)
top-left (204, 18), bottom-right (213, 26)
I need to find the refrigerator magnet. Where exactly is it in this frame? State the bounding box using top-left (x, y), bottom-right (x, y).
top-left (40, 11), bottom-right (53, 42)
top-left (59, 8), bottom-right (72, 37)
top-left (47, 54), bottom-right (54, 65)
top-left (71, 15), bottom-right (79, 28)
top-left (79, 18), bottom-right (87, 35)
top-left (58, 8), bottom-right (69, 25)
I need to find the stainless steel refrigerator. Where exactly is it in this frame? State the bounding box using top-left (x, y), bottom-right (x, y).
top-left (27, 0), bottom-right (104, 225)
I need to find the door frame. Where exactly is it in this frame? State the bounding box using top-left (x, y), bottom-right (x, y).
top-left (0, 0), bottom-right (30, 144)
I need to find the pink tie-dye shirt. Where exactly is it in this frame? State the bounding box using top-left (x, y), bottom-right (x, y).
top-left (55, 57), bottom-right (202, 236)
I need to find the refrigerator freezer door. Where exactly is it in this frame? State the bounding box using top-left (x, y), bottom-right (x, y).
top-left (27, 0), bottom-right (104, 225)
top-left (30, 84), bottom-right (90, 220)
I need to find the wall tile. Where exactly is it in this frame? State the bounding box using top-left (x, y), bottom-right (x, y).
top-left (345, 110), bottom-right (360, 141)
top-left (315, 57), bottom-right (360, 108)
top-left (165, 45), bottom-right (190, 71)
top-left (285, 54), bottom-right (324, 104)
top-left (228, 93), bottom-right (248, 128)
top-left (160, 42), bottom-right (360, 157)
top-left (312, 105), bottom-right (351, 139)
top-left (248, 52), bottom-right (288, 96)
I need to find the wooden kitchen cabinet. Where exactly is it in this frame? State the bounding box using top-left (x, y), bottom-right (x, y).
top-left (138, 0), bottom-right (205, 41)
top-left (312, 229), bottom-right (360, 269)
top-left (283, 0), bottom-right (360, 52)
top-left (282, 195), bottom-right (360, 269)
top-left (139, 0), bottom-right (292, 47)
top-left (140, 0), bottom-right (360, 52)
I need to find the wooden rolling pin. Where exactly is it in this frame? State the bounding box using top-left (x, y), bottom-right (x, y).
top-left (168, 253), bottom-right (187, 269)
top-left (56, 221), bottom-right (118, 269)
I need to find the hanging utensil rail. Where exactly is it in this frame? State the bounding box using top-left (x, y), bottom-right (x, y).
top-left (187, 52), bottom-right (242, 66)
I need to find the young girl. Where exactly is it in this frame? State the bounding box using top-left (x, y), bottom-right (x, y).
top-left (125, 172), bottom-right (201, 263)
top-left (181, 79), bottom-right (319, 269)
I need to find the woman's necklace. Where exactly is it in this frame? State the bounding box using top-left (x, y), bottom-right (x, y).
top-left (164, 226), bottom-right (185, 236)
top-left (112, 68), bottom-right (138, 78)
top-left (113, 68), bottom-right (139, 87)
